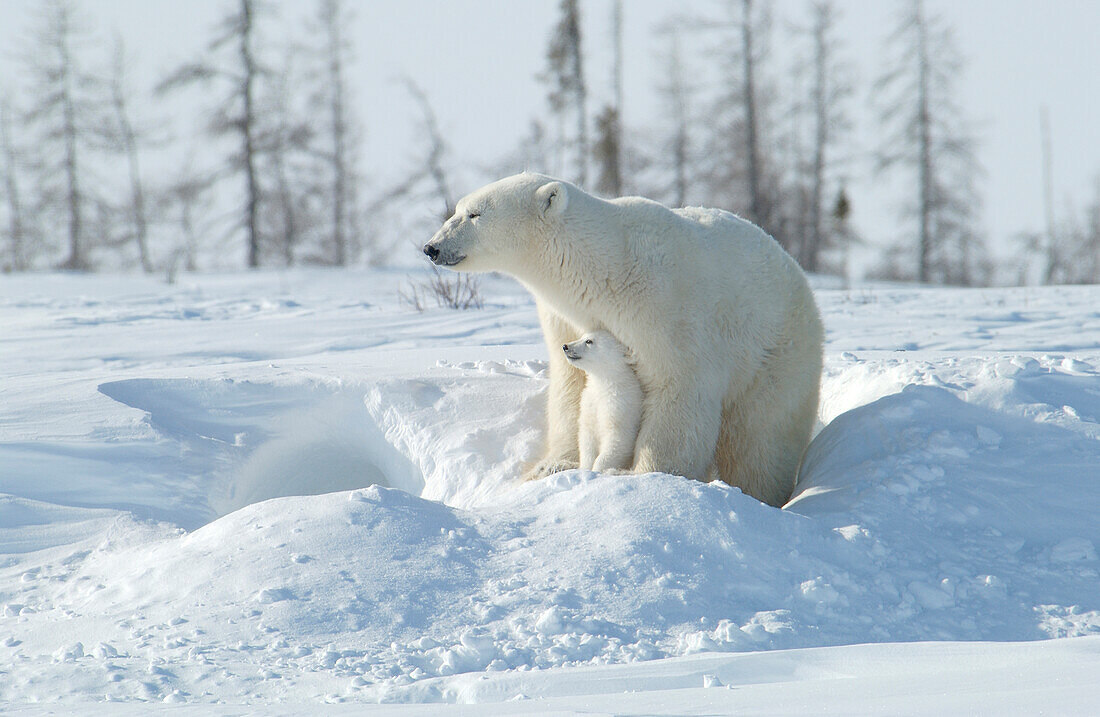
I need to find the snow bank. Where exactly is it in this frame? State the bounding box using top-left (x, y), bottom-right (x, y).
top-left (1, 270), bottom-right (1099, 710)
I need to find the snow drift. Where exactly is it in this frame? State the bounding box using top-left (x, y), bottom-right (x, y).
top-left (1, 270), bottom-right (1098, 709)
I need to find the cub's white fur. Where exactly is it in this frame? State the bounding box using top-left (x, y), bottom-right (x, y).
top-left (562, 330), bottom-right (642, 472)
top-left (425, 173), bottom-right (824, 506)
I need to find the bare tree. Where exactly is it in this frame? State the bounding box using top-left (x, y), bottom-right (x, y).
top-left (163, 165), bottom-right (217, 275)
top-left (237, 0), bottom-right (262, 269)
top-left (23, 0), bottom-right (99, 270)
top-left (1, 95), bottom-right (31, 271)
top-left (158, 0), bottom-right (267, 268)
top-left (611, 0), bottom-right (623, 141)
top-left (257, 47), bottom-right (316, 266)
top-left (831, 185), bottom-right (856, 285)
top-left (593, 0), bottom-right (623, 197)
top-left (491, 118), bottom-right (556, 182)
top-left (739, 0), bottom-right (766, 229)
top-left (652, 23), bottom-right (694, 207)
top-left (592, 109), bottom-right (620, 197)
top-left (874, 0), bottom-right (985, 285)
top-left (371, 79), bottom-right (458, 267)
top-left (518, 120), bottom-right (554, 174)
top-left (311, 0), bottom-right (362, 266)
top-left (391, 80), bottom-right (487, 308)
top-left (699, 0), bottom-right (784, 243)
top-left (1040, 106), bottom-right (1058, 284)
top-left (803, 1), bottom-right (839, 270)
top-left (1037, 176), bottom-right (1100, 285)
top-left (402, 79), bottom-right (455, 220)
top-left (1082, 176), bottom-right (1100, 283)
top-left (103, 36), bottom-right (153, 272)
top-left (792, 0), bottom-right (853, 273)
top-left (543, 0), bottom-right (588, 186)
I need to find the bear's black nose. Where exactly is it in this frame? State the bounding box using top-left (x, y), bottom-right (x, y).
top-left (562, 344), bottom-right (569, 352)
top-left (423, 244), bottom-right (440, 261)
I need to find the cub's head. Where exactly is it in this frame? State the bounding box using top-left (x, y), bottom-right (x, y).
top-left (422, 173), bottom-right (569, 273)
top-left (562, 330), bottom-right (629, 374)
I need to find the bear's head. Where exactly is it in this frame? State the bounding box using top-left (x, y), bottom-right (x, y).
top-left (562, 330), bottom-right (630, 375)
top-left (423, 173), bottom-right (569, 273)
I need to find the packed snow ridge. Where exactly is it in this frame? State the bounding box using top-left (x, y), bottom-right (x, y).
top-left (1, 270), bottom-right (1099, 709)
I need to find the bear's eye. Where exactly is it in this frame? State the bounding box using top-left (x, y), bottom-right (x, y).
top-left (467, 211), bottom-right (480, 220)
top-left (585, 339), bottom-right (593, 345)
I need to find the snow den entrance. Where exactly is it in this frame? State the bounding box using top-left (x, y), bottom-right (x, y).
top-left (98, 378), bottom-right (424, 526)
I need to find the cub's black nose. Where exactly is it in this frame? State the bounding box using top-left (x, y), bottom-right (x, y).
top-left (562, 344), bottom-right (569, 352)
top-left (423, 244), bottom-right (440, 261)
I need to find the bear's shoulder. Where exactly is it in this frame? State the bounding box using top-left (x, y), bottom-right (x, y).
top-left (673, 205), bottom-right (748, 228)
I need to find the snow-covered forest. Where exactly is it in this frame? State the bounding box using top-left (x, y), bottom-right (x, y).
top-left (1, 0), bottom-right (1099, 284)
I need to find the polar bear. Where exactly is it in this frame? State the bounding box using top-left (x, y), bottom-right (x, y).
top-left (423, 173), bottom-right (823, 506)
top-left (562, 330), bottom-right (642, 472)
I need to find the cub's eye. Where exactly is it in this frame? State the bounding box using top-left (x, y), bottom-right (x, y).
top-left (585, 339), bottom-right (593, 345)
top-left (467, 212), bottom-right (480, 220)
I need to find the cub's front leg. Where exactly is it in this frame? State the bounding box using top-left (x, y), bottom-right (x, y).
top-left (524, 303), bottom-right (585, 480)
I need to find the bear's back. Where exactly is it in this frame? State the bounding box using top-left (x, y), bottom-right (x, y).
top-left (597, 191), bottom-right (811, 341)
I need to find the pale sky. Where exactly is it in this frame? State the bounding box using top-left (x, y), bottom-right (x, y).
top-left (2, 0), bottom-right (1099, 274)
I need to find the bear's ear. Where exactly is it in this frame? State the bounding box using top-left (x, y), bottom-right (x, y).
top-left (536, 181), bottom-right (568, 221)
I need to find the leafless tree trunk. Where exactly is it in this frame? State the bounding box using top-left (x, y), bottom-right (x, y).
top-left (238, 0), bottom-right (261, 268)
top-left (798, 0), bottom-right (851, 274)
top-left (593, 0), bottom-right (623, 197)
top-left (178, 188), bottom-right (199, 273)
top-left (670, 43), bottom-right (689, 208)
top-left (1, 97), bottom-right (29, 271)
top-left (1040, 175), bottom-right (1100, 285)
top-left (1040, 106), bottom-right (1058, 284)
top-left (25, 0), bottom-right (91, 270)
top-left (107, 37), bottom-right (152, 272)
top-left (804, 3), bottom-right (828, 271)
top-left (612, 0), bottom-right (623, 132)
top-left (874, 0), bottom-right (984, 285)
top-left (571, 3), bottom-right (587, 189)
top-left (593, 108), bottom-right (620, 197)
top-left (832, 186), bottom-right (852, 285)
top-left (398, 79), bottom-right (455, 221)
top-left (165, 167), bottom-right (215, 274)
top-left (697, 0), bottom-right (783, 243)
top-left (158, 0), bottom-right (268, 269)
top-left (656, 25), bottom-right (691, 207)
top-left (317, 0), bottom-right (355, 266)
top-left (264, 49), bottom-right (306, 266)
top-left (59, 6), bottom-right (83, 269)
top-left (1086, 177), bottom-right (1100, 282)
top-left (913, 0), bottom-right (932, 283)
top-left (739, 0), bottom-right (764, 228)
top-left (273, 157), bottom-right (296, 267)
top-left (544, 0), bottom-right (588, 187)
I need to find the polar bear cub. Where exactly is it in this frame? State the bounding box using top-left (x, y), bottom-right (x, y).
top-left (562, 330), bottom-right (642, 472)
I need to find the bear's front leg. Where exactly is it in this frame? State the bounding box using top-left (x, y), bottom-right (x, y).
top-left (524, 303), bottom-right (585, 480)
top-left (631, 377), bottom-right (723, 482)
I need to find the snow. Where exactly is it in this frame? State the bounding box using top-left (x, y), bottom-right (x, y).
top-left (2, 268), bottom-right (1100, 713)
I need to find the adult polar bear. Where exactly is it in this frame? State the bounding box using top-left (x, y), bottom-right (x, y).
top-left (424, 173), bottom-right (823, 507)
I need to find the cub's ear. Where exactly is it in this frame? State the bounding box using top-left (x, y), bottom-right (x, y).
top-left (535, 181), bottom-right (568, 220)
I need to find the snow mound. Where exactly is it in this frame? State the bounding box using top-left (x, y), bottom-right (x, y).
top-left (97, 378), bottom-right (424, 521)
top-left (3, 272), bottom-right (1100, 708)
top-left (368, 359), bottom-right (547, 508)
top-left (7, 365), bottom-right (1100, 702)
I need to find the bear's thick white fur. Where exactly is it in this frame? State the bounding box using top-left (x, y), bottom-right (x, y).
top-left (425, 173), bottom-right (824, 506)
top-left (562, 330), bottom-right (642, 472)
